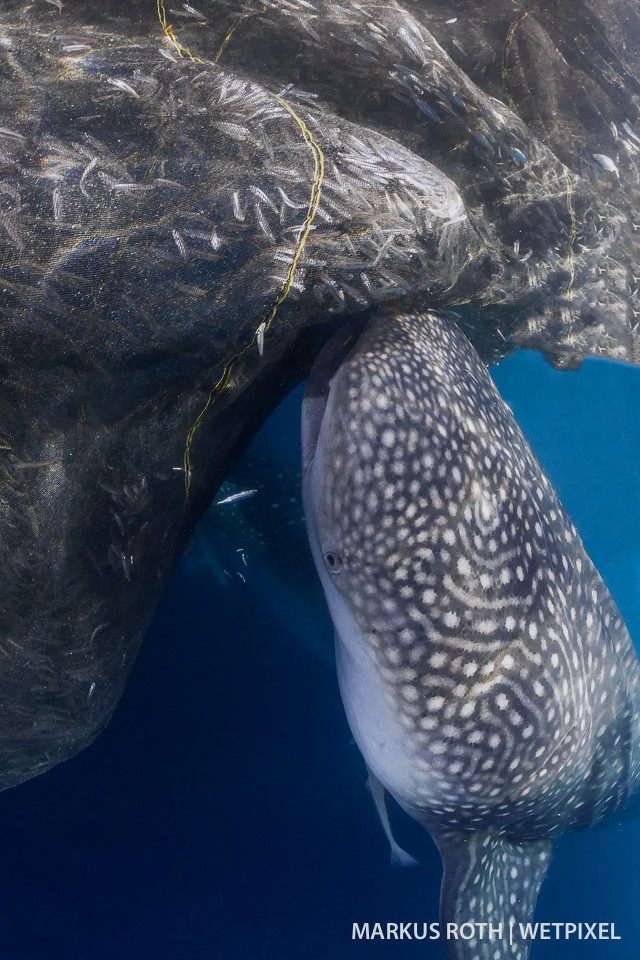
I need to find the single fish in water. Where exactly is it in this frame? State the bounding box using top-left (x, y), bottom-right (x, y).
top-left (301, 308), bottom-right (640, 959)
top-left (215, 488), bottom-right (258, 506)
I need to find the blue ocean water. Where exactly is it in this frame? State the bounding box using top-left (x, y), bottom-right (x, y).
top-left (1, 350), bottom-right (640, 959)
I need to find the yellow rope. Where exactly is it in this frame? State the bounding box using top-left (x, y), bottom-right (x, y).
top-left (263, 97), bottom-right (325, 332)
top-left (214, 12), bottom-right (250, 63)
top-left (564, 171), bottom-right (577, 299)
top-left (156, 0), bottom-right (205, 62)
top-left (181, 99), bottom-right (325, 498)
top-left (501, 10), bottom-right (529, 109)
top-left (153, 2), bottom-right (325, 498)
top-left (501, 9), bottom-right (577, 297)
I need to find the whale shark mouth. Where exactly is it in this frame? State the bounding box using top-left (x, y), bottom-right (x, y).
top-left (301, 318), bottom-right (370, 478)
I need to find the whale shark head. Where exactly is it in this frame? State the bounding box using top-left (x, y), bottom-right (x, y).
top-left (302, 307), bottom-right (640, 959)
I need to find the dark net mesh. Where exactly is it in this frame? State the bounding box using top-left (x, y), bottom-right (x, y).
top-left (0, 0), bottom-right (638, 787)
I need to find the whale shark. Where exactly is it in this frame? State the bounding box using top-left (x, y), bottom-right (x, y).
top-left (301, 309), bottom-right (640, 959)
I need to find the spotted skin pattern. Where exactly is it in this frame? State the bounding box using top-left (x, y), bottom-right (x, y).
top-left (301, 310), bottom-right (640, 959)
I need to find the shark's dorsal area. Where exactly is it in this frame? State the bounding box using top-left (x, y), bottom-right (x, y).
top-left (301, 309), bottom-right (640, 958)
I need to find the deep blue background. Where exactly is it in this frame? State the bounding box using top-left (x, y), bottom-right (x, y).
top-left (1, 350), bottom-right (640, 959)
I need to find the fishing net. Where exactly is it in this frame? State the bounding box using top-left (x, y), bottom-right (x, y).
top-left (0, 0), bottom-right (638, 787)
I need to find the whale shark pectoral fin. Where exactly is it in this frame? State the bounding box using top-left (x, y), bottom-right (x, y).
top-left (366, 767), bottom-right (419, 868)
top-left (433, 828), bottom-right (554, 959)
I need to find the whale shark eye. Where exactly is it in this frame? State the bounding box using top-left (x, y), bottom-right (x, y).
top-left (324, 551), bottom-right (343, 573)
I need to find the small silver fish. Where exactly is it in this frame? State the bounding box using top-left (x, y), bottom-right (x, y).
top-left (0, 127), bottom-right (24, 140)
top-left (106, 78), bottom-right (140, 98)
top-left (592, 153), bottom-right (619, 177)
top-left (216, 489), bottom-right (258, 506)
